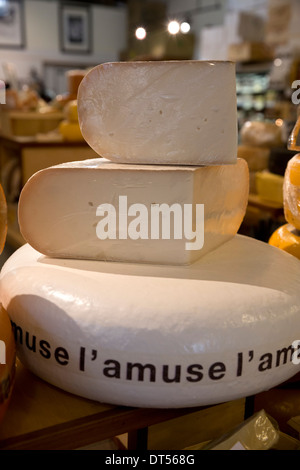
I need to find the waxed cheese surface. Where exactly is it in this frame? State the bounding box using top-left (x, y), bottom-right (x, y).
top-left (1, 236), bottom-right (300, 408)
top-left (77, 61), bottom-right (238, 165)
top-left (18, 158), bottom-right (249, 265)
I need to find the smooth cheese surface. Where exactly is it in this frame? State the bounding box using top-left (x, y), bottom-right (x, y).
top-left (77, 61), bottom-right (238, 165)
top-left (283, 154), bottom-right (300, 230)
top-left (1, 236), bottom-right (300, 408)
top-left (18, 158), bottom-right (249, 265)
top-left (269, 224), bottom-right (300, 260)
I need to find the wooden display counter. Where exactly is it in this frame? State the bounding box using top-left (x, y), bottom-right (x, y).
top-left (0, 361), bottom-right (247, 450)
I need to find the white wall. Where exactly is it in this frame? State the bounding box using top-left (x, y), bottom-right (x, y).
top-left (0, 0), bottom-right (127, 89)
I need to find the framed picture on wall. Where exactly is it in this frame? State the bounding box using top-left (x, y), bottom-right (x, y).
top-left (0, 0), bottom-right (25, 49)
top-left (60, 3), bottom-right (92, 54)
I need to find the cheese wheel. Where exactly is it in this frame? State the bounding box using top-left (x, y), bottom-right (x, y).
top-left (1, 236), bottom-right (300, 409)
top-left (237, 145), bottom-right (270, 172)
top-left (77, 61), bottom-right (238, 166)
top-left (240, 121), bottom-right (283, 148)
top-left (283, 154), bottom-right (300, 230)
top-left (0, 306), bottom-right (16, 425)
top-left (269, 224), bottom-right (300, 259)
top-left (18, 158), bottom-right (249, 265)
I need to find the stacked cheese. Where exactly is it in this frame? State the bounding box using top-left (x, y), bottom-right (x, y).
top-left (269, 154), bottom-right (300, 259)
top-left (3, 61), bottom-right (300, 409)
top-left (238, 120), bottom-right (283, 199)
top-left (18, 61), bottom-right (249, 265)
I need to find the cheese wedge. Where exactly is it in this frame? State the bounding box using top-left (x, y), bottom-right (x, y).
top-left (1, 237), bottom-right (300, 408)
top-left (18, 158), bottom-right (249, 265)
top-left (283, 154), bottom-right (300, 230)
top-left (77, 61), bottom-right (238, 166)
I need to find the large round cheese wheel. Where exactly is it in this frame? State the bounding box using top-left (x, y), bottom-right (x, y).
top-left (1, 236), bottom-right (300, 409)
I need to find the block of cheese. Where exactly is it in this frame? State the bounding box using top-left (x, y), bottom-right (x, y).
top-left (283, 154), bottom-right (300, 230)
top-left (269, 224), bottom-right (300, 260)
top-left (2, 236), bottom-right (300, 408)
top-left (18, 158), bottom-right (249, 265)
top-left (77, 61), bottom-right (238, 166)
top-left (237, 145), bottom-right (270, 172)
top-left (256, 171), bottom-right (284, 205)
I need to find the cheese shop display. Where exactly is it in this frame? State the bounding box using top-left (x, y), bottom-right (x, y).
top-left (77, 61), bottom-right (238, 166)
top-left (2, 237), bottom-right (300, 408)
top-left (18, 158), bottom-right (249, 265)
top-left (2, 59), bottom-right (300, 412)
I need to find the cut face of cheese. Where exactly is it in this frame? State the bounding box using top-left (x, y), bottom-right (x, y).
top-left (77, 61), bottom-right (238, 166)
top-left (18, 158), bottom-right (249, 265)
top-left (284, 154), bottom-right (300, 230)
top-left (1, 236), bottom-right (300, 408)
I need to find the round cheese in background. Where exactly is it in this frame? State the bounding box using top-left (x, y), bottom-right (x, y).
top-left (2, 236), bottom-right (300, 409)
top-left (237, 145), bottom-right (270, 172)
top-left (77, 61), bottom-right (238, 166)
top-left (240, 121), bottom-right (283, 148)
top-left (283, 153), bottom-right (300, 230)
top-left (269, 224), bottom-right (300, 260)
top-left (0, 306), bottom-right (16, 425)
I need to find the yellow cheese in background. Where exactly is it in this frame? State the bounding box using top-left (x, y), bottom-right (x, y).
top-left (64, 100), bottom-right (79, 123)
top-left (237, 145), bottom-right (270, 172)
top-left (269, 224), bottom-right (300, 260)
top-left (256, 171), bottom-right (284, 205)
top-left (283, 154), bottom-right (300, 230)
top-left (59, 120), bottom-right (84, 142)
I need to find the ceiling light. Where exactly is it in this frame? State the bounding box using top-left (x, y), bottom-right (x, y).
top-left (180, 22), bottom-right (191, 34)
top-left (168, 20), bottom-right (180, 35)
top-left (135, 27), bottom-right (146, 40)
